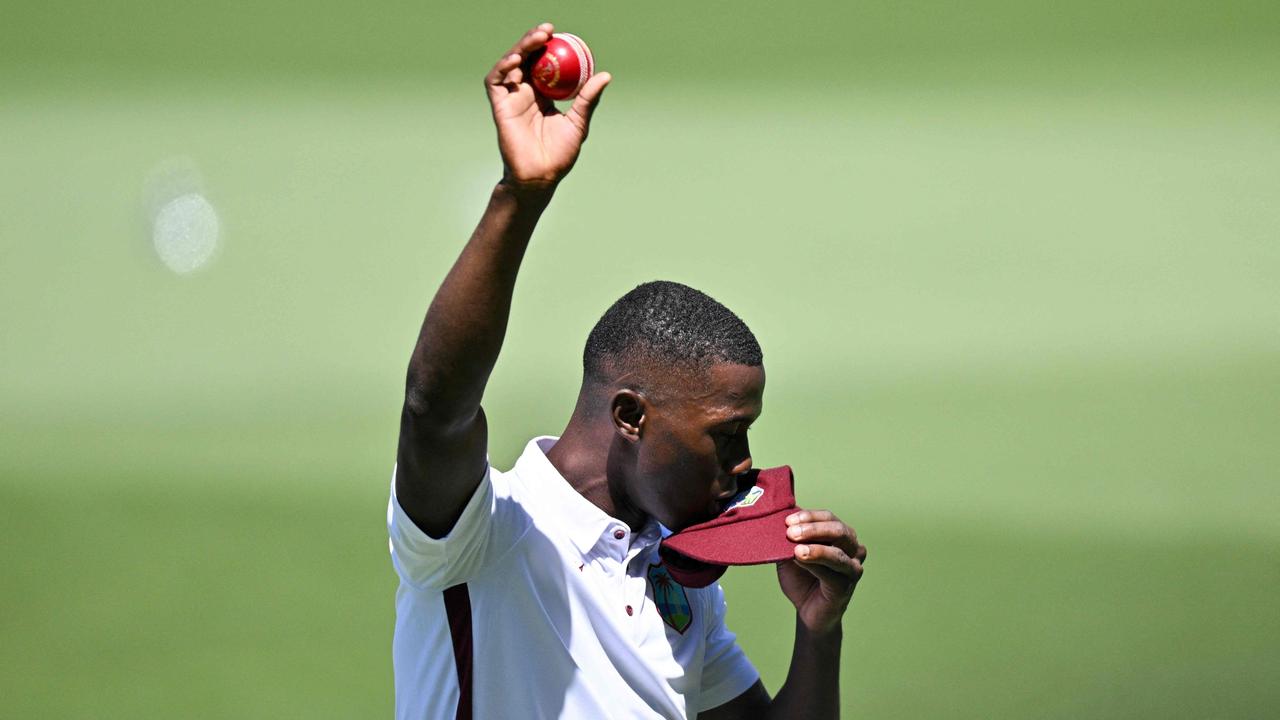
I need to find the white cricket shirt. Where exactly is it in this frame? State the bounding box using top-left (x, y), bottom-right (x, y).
top-left (388, 436), bottom-right (759, 719)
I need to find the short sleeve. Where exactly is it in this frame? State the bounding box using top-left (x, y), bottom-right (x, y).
top-left (696, 582), bottom-right (760, 712)
top-left (387, 464), bottom-right (496, 590)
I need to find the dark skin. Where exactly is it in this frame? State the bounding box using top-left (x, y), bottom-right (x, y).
top-left (398, 23), bottom-right (867, 719)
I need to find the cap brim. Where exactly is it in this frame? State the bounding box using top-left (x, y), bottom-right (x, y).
top-left (661, 506), bottom-right (796, 566)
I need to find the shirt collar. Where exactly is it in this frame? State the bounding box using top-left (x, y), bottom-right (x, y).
top-left (514, 436), bottom-right (662, 557)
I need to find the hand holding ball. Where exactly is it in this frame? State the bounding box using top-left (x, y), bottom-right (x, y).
top-left (529, 33), bottom-right (594, 101)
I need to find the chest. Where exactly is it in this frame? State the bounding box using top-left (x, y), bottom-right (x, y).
top-left (574, 546), bottom-right (702, 650)
top-left (480, 531), bottom-right (708, 688)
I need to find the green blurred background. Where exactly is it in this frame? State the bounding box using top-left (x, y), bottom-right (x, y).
top-left (2, 1), bottom-right (1278, 717)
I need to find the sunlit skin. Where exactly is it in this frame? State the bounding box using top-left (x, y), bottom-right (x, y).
top-left (398, 23), bottom-right (867, 719)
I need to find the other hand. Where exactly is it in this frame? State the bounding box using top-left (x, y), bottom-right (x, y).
top-left (777, 509), bottom-right (867, 634)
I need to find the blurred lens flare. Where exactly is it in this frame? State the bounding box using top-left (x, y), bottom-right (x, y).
top-left (152, 192), bottom-right (220, 274)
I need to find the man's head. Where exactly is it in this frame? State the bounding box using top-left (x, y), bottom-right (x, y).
top-left (580, 281), bottom-right (765, 532)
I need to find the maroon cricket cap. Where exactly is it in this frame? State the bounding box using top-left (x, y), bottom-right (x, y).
top-left (658, 466), bottom-right (798, 588)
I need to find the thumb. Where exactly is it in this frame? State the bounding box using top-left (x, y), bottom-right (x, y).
top-left (569, 71), bottom-right (612, 131)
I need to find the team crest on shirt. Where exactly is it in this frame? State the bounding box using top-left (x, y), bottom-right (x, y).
top-left (647, 564), bottom-right (692, 634)
top-left (726, 485), bottom-right (764, 510)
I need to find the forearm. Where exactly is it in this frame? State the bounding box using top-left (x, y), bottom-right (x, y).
top-left (404, 180), bottom-right (554, 423)
top-left (767, 617), bottom-right (843, 720)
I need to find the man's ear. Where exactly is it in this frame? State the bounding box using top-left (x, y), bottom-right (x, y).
top-left (611, 389), bottom-right (646, 442)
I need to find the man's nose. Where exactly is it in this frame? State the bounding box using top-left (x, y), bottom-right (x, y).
top-left (724, 436), bottom-right (753, 477)
top-left (715, 456), bottom-right (753, 500)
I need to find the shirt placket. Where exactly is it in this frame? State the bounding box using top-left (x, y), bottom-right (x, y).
top-left (624, 536), bottom-right (663, 643)
top-left (584, 523), bottom-right (628, 618)
top-left (583, 521), bottom-right (664, 647)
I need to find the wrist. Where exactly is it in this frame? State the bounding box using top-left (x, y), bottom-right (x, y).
top-left (796, 615), bottom-right (843, 652)
top-left (495, 176), bottom-right (558, 205)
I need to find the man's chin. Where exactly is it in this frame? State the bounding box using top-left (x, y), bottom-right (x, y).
top-left (665, 511), bottom-right (718, 533)
top-left (660, 518), bottom-right (689, 533)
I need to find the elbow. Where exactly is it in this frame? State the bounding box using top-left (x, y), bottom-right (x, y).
top-left (402, 382), bottom-right (432, 419)
top-left (401, 383), bottom-right (475, 437)
top-left (403, 364), bottom-right (446, 420)
top-left (402, 385), bottom-right (449, 430)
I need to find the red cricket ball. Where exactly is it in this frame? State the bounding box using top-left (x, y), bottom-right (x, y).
top-left (529, 32), bottom-right (594, 101)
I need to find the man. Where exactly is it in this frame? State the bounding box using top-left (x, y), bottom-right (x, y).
top-left (389, 23), bottom-right (867, 719)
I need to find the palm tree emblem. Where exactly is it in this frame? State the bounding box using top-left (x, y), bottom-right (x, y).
top-left (647, 564), bottom-right (692, 633)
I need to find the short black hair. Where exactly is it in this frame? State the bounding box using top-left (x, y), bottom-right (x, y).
top-left (583, 280), bottom-right (762, 384)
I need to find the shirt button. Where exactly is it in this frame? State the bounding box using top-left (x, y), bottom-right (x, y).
top-left (613, 529), bottom-right (626, 540)
top-left (625, 605), bottom-right (634, 616)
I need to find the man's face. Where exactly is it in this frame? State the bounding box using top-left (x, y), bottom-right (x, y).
top-left (627, 362), bottom-right (765, 532)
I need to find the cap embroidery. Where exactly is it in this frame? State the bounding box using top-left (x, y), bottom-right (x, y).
top-left (647, 564), bottom-right (692, 633)
top-left (727, 485), bottom-right (765, 511)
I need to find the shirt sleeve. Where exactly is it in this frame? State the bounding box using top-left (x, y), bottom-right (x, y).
top-left (386, 463), bottom-right (498, 591)
top-left (696, 582), bottom-right (761, 712)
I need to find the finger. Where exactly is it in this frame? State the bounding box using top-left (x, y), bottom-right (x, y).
top-left (786, 509), bottom-right (842, 526)
top-left (486, 52), bottom-right (524, 87)
top-left (567, 71), bottom-right (611, 129)
top-left (487, 24), bottom-right (555, 86)
top-left (794, 543), bottom-right (859, 579)
top-left (786, 510), bottom-right (862, 555)
top-left (788, 555), bottom-right (858, 593)
top-left (785, 520), bottom-right (857, 547)
top-left (508, 23), bottom-right (554, 59)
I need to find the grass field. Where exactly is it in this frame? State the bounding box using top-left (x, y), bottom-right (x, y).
top-left (2, 2), bottom-right (1279, 717)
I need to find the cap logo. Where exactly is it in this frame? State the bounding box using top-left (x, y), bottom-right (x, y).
top-left (727, 485), bottom-right (764, 511)
top-left (647, 564), bottom-right (692, 633)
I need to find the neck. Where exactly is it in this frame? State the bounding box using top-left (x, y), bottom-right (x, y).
top-left (546, 414), bottom-right (646, 531)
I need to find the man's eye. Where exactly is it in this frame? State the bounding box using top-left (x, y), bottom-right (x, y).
top-left (716, 428), bottom-right (747, 442)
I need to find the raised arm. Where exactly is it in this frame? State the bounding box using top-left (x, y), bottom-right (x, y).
top-left (397, 23), bottom-right (611, 537)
